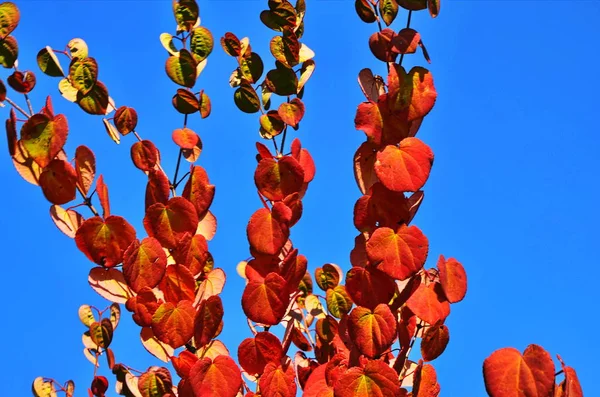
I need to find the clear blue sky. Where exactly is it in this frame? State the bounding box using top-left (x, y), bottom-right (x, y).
top-left (1, 1), bottom-right (598, 395)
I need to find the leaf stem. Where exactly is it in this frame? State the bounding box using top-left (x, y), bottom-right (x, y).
top-left (24, 93), bottom-right (34, 115)
top-left (5, 97), bottom-right (30, 118)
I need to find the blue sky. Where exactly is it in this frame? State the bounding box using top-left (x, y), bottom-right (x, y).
top-left (1, 0), bottom-right (599, 395)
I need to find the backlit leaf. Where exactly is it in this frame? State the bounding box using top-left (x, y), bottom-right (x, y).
top-left (238, 331), bottom-right (283, 376)
top-left (355, 0), bottom-right (376, 23)
top-left (278, 98), bottom-right (304, 128)
top-left (334, 359), bottom-right (401, 397)
top-left (437, 255), bottom-right (467, 303)
top-left (220, 32), bottom-right (242, 57)
top-left (182, 165), bottom-right (215, 218)
top-left (77, 81), bottom-right (110, 115)
top-left (32, 377), bottom-right (56, 397)
top-left (0, 35), bottom-right (17, 68)
top-left (347, 304), bottom-right (396, 358)
top-left (189, 355), bottom-right (242, 397)
top-left (265, 66), bottom-right (298, 96)
top-left (145, 169), bottom-right (170, 210)
top-left (140, 327), bottom-right (174, 363)
top-left (50, 205), bottom-right (84, 238)
top-left (166, 49), bottom-right (197, 88)
top-left (152, 300), bottom-right (195, 348)
top-left (379, 0), bottom-right (399, 26)
top-left (138, 367), bottom-right (173, 397)
top-left (326, 286), bottom-right (352, 319)
top-left (0, 2), bottom-right (20, 38)
top-left (36, 46), bottom-right (64, 77)
top-left (366, 225), bottom-right (428, 280)
top-left (194, 295), bottom-right (224, 347)
top-left (255, 156), bottom-right (304, 202)
top-left (298, 59), bottom-right (315, 93)
top-left (69, 57), bottom-right (97, 95)
top-left (315, 264), bottom-right (341, 291)
top-left (39, 159), bottom-right (77, 205)
top-left (428, 0), bottom-right (440, 17)
top-left (234, 82), bottom-right (261, 113)
top-left (398, 0), bottom-right (427, 11)
top-left (123, 237), bottom-right (167, 292)
top-left (369, 29), bottom-right (397, 63)
top-left (172, 127), bottom-right (200, 149)
top-left (173, 0), bottom-right (199, 32)
top-left (240, 52), bottom-right (264, 84)
top-left (89, 318), bottom-right (113, 348)
top-left (375, 138), bottom-right (433, 192)
top-left (110, 303), bottom-right (120, 329)
top-left (96, 174), bottom-right (110, 217)
top-left (421, 321), bottom-right (449, 361)
top-left (345, 266), bottom-right (396, 310)
top-left (259, 111), bottom-right (285, 139)
top-left (195, 268), bottom-right (226, 305)
top-left (413, 363), bottom-right (440, 397)
top-left (78, 304), bottom-right (96, 327)
top-left (75, 215), bottom-right (137, 268)
top-left (67, 38), bottom-right (88, 59)
top-left (556, 355), bottom-right (583, 397)
top-left (199, 90), bottom-right (211, 118)
top-left (242, 272), bottom-right (288, 325)
top-left (20, 113), bottom-right (68, 168)
top-left (190, 26), bottom-right (213, 62)
top-left (144, 197), bottom-right (199, 249)
top-left (172, 88), bottom-right (199, 114)
top-left (74, 145), bottom-right (95, 195)
top-left (160, 33), bottom-right (179, 56)
top-left (88, 267), bottom-right (133, 304)
top-left (102, 118), bottom-right (120, 144)
top-left (406, 282), bottom-right (450, 325)
top-left (259, 361), bottom-right (297, 397)
top-left (114, 106), bottom-right (138, 135)
top-left (247, 208), bottom-right (289, 255)
top-left (131, 140), bottom-right (159, 172)
top-left (483, 345), bottom-right (555, 397)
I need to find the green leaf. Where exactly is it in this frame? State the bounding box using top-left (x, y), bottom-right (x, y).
top-left (234, 83), bottom-right (261, 113)
top-left (326, 285), bottom-right (353, 318)
top-left (239, 52), bottom-right (264, 84)
top-left (0, 35), bottom-right (17, 68)
top-left (173, 0), bottom-right (199, 32)
top-left (165, 49), bottom-right (197, 88)
top-left (77, 81), bottom-right (109, 115)
top-left (37, 46), bottom-right (64, 77)
top-left (190, 26), bottom-right (213, 62)
top-left (0, 2), bottom-right (20, 38)
top-left (69, 57), bottom-right (98, 95)
top-left (379, 0), bottom-right (399, 26)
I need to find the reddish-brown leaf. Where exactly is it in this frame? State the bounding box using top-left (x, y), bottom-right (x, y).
top-left (8, 70), bottom-right (36, 93)
top-left (437, 255), bottom-right (467, 303)
top-left (413, 363), bottom-right (440, 397)
top-left (173, 350), bottom-right (199, 379)
top-left (138, 367), bottom-right (173, 397)
top-left (366, 225), bottom-right (429, 280)
top-left (194, 295), bottom-right (224, 348)
top-left (259, 361), bottom-right (297, 397)
top-left (75, 215), bottom-right (136, 268)
top-left (388, 65), bottom-right (437, 122)
top-left (303, 364), bottom-right (333, 397)
top-left (421, 321), bottom-right (449, 362)
top-left (290, 138), bottom-right (316, 183)
top-left (347, 304), bottom-right (396, 358)
top-left (255, 156), bottom-right (305, 202)
top-left (483, 345), bottom-right (555, 397)
top-left (145, 169), bottom-right (170, 210)
top-left (182, 165), bottom-right (215, 218)
top-left (96, 174), bottom-right (110, 217)
top-left (113, 106), bottom-right (138, 135)
top-left (152, 300), bottom-right (195, 348)
top-left (369, 29), bottom-right (397, 62)
top-left (247, 207), bottom-right (289, 256)
top-left (375, 139), bottom-right (433, 193)
top-left (173, 233), bottom-right (210, 276)
top-left (39, 159), bottom-right (77, 205)
top-left (74, 145), bottom-right (95, 196)
top-left (189, 355), bottom-right (242, 397)
top-left (278, 98), bottom-right (305, 128)
top-left (238, 331), bottom-right (284, 376)
top-left (353, 141), bottom-right (379, 195)
top-left (406, 282), bottom-right (450, 325)
top-left (556, 355), bottom-right (583, 397)
top-left (242, 272), bottom-right (289, 325)
top-left (159, 264), bottom-right (196, 303)
top-left (131, 140), bottom-right (159, 172)
top-left (143, 197), bottom-right (199, 249)
top-left (122, 237), bottom-right (167, 292)
top-left (5, 109), bottom-right (17, 157)
top-left (334, 359), bottom-right (401, 397)
top-left (345, 266), bottom-right (397, 310)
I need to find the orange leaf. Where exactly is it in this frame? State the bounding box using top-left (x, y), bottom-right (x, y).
top-left (347, 304), bottom-right (396, 358)
top-left (388, 65), bottom-right (437, 122)
top-left (437, 255), bottom-right (467, 303)
top-left (333, 359), bottom-right (401, 397)
top-left (50, 204), bottom-right (84, 238)
top-left (195, 268), bottom-right (226, 305)
top-left (366, 225), bottom-right (429, 280)
top-left (483, 344), bottom-right (555, 397)
top-left (374, 138), bottom-right (433, 192)
top-left (114, 106), bottom-right (138, 135)
top-left (145, 169), bottom-right (170, 210)
top-left (255, 156), bottom-right (304, 202)
top-left (406, 282), bottom-right (450, 325)
top-left (131, 140), bottom-right (159, 171)
top-left (143, 197), bottom-right (199, 249)
top-left (159, 264), bottom-right (196, 303)
top-left (242, 272), bottom-right (288, 325)
top-left (122, 237), bottom-right (167, 292)
top-left (172, 127), bottom-right (201, 149)
top-left (259, 361), bottom-right (297, 397)
top-left (278, 98), bottom-right (305, 128)
top-left (75, 215), bottom-right (137, 268)
top-left (303, 364), bottom-right (333, 397)
top-left (345, 266), bottom-right (397, 310)
top-left (556, 355), bottom-right (583, 397)
top-left (420, 321), bottom-right (449, 362)
top-left (182, 166), bottom-right (215, 218)
top-left (140, 326), bottom-right (174, 362)
top-left (413, 363), bottom-right (440, 397)
top-left (247, 207), bottom-right (289, 256)
top-left (189, 355), bottom-right (242, 397)
top-left (152, 300), bottom-right (195, 348)
top-left (96, 174), bottom-right (110, 217)
top-left (353, 141), bottom-right (379, 195)
top-left (74, 145), bottom-right (95, 196)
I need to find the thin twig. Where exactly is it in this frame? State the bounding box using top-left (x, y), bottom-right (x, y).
top-left (4, 97), bottom-right (30, 118)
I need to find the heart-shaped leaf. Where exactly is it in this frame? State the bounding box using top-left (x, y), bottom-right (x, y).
top-left (189, 356), bottom-right (242, 397)
top-left (278, 98), bottom-right (304, 127)
top-left (194, 295), bottom-right (224, 347)
top-left (143, 197), bottom-right (199, 249)
top-left (0, 2), bottom-right (20, 38)
top-left (347, 304), bottom-right (396, 358)
top-left (152, 300), bottom-right (195, 349)
top-left (75, 215), bottom-right (137, 268)
top-left (334, 359), bottom-right (400, 397)
top-left (20, 113), bottom-right (68, 168)
top-left (375, 138), bottom-right (433, 192)
top-left (39, 159), bottom-right (77, 205)
top-left (242, 272), bottom-right (288, 325)
top-left (246, 208), bottom-right (289, 255)
top-left (237, 331), bottom-right (283, 376)
top-left (122, 237), bottom-right (167, 292)
top-left (69, 57), bottom-right (98, 95)
top-left (166, 49), bottom-right (197, 88)
top-left (254, 156), bottom-right (304, 201)
top-left (437, 255), bottom-right (467, 303)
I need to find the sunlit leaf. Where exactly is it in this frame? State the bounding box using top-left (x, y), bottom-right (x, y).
top-left (172, 88), bottom-right (199, 114)
top-left (69, 57), bottom-right (97, 95)
top-left (437, 255), bottom-right (467, 303)
top-left (347, 304), bottom-right (396, 358)
top-left (345, 266), bottom-right (396, 310)
top-left (160, 33), bottom-right (179, 56)
top-left (421, 321), bottom-right (449, 362)
top-left (355, 0), bottom-right (377, 23)
top-left (413, 363), bottom-right (440, 397)
top-left (76, 215), bottom-right (137, 268)
top-left (152, 300), bottom-right (195, 348)
top-left (379, 0), bottom-right (399, 26)
top-left (78, 304), bottom-right (96, 327)
top-left (326, 286), bottom-right (353, 319)
top-left (194, 295), bottom-right (224, 347)
top-left (67, 38), bottom-right (88, 59)
top-left (189, 355), bottom-right (242, 397)
top-left (238, 331), bottom-right (283, 376)
top-left (89, 318), bottom-right (113, 348)
top-left (190, 26), bottom-right (213, 62)
top-left (140, 327), bottom-right (174, 363)
top-left (247, 208), bottom-right (289, 256)
top-left (160, 264), bottom-right (196, 303)
top-left (145, 169), bottom-right (169, 210)
top-left (32, 377), bottom-right (56, 397)
top-left (259, 361), bottom-right (297, 397)
top-left (278, 98), bottom-right (304, 128)
top-left (195, 268), bottom-right (226, 305)
top-left (123, 237), bottom-right (167, 292)
top-left (96, 174), bottom-right (110, 217)
top-left (255, 156), bottom-right (304, 202)
top-left (166, 49), bottom-right (197, 88)
top-left (406, 282), bottom-right (450, 325)
top-left (144, 197), bottom-right (199, 249)
top-left (375, 138), bottom-right (433, 192)
top-left (182, 165), bottom-right (215, 218)
top-left (20, 113), bottom-right (68, 168)
top-left (0, 2), bottom-right (19, 38)
top-left (240, 52), bottom-right (264, 84)
top-left (138, 367), bottom-right (173, 397)
top-left (173, 0), bottom-right (199, 32)
top-left (428, 0), bottom-right (440, 17)
top-left (77, 81), bottom-right (109, 115)
top-left (334, 359), bottom-right (400, 397)
top-left (242, 272), bottom-right (288, 325)
top-left (39, 159), bottom-right (77, 205)
top-left (234, 82), bottom-right (261, 113)
top-left (131, 140), bottom-right (159, 172)
top-left (114, 106), bottom-right (138, 135)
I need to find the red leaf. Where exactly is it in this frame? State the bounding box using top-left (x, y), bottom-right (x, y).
top-left (39, 159), bottom-right (77, 205)
top-left (345, 266), bottom-right (397, 310)
top-left (406, 282), bottom-right (450, 325)
top-left (20, 113), bottom-right (68, 168)
top-left (483, 345), bottom-right (555, 397)
top-left (189, 355), bottom-right (242, 397)
top-left (259, 361), bottom-right (297, 397)
top-left (96, 174), bottom-right (110, 217)
top-left (194, 295), bottom-right (224, 348)
top-left (5, 109), bottom-right (17, 157)
top-left (420, 321), bottom-right (449, 362)
top-left (173, 233), bottom-right (210, 276)
top-left (303, 364), bottom-right (333, 397)
top-left (334, 360), bottom-right (401, 397)
top-left (413, 363), bottom-right (440, 397)
top-left (366, 225), bottom-right (429, 280)
top-left (127, 287), bottom-right (159, 327)
top-left (145, 169), bottom-right (170, 210)
top-left (75, 215), bottom-right (136, 268)
top-left (290, 139), bottom-right (316, 183)
top-left (368, 29), bottom-right (397, 62)
top-left (237, 331), bottom-right (283, 376)
top-left (375, 138), bottom-right (433, 192)
top-left (556, 355), bottom-right (583, 397)
top-left (173, 350), bottom-right (198, 379)
top-left (131, 140), bottom-right (159, 172)
top-left (255, 156), bottom-right (305, 202)
top-left (247, 208), bottom-right (289, 256)
top-left (8, 70), bottom-right (36, 93)
top-left (182, 165), bottom-right (215, 218)
top-left (122, 237), bottom-right (167, 292)
top-left (159, 264), bottom-right (196, 303)
top-left (143, 197), bottom-right (199, 249)
top-left (437, 255), bottom-right (467, 303)
top-left (353, 141), bottom-right (379, 195)
top-left (114, 106), bottom-right (138, 135)
top-left (256, 142), bottom-right (274, 160)
top-left (74, 145), bottom-right (96, 196)
top-left (242, 272), bottom-right (289, 325)
top-left (347, 304), bottom-right (396, 358)
top-left (50, 204), bottom-right (84, 238)
top-left (88, 267), bottom-right (134, 304)
top-left (152, 300), bottom-right (195, 348)
top-left (388, 65), bottom-right (437, 122)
